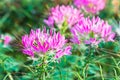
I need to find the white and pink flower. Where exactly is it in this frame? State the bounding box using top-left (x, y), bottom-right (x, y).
top-left (71, 17), bottom-right (115, 45)
top-left (22, 28), bottom-right (72, 58)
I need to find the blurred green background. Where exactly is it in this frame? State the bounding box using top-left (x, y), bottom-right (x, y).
top-left (0, 0), bottom-right (119, 34)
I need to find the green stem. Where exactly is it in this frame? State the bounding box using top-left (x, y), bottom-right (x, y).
top-left (3, 73), bottom-right (9, 80)
top-left (8, 73), bottom-right (13, 80)
top-left (99, 64), bottom-right (104, 80)
top-left (95, 61), bottom-right (120, 70)
top-left (82, 45), bottom-right (92, 79)
top-left (74, 72), bottom-right (83, 80)
top-left (41, 55), bottom-right (46, 80)
top-left (97, 48), bottom-right (120, 57)
top-left (112, 57), bottom-right (120, 72)
top-left (82, 63), bottom-right (89, 80)
top-left (22, 65), bottom-right (34, 73)
top-left (86, 45), bottom-right (92, 60)
top-left (43, 72), bottom-right (46, 80)
top-left (4, 72), bottom-right (14, 80)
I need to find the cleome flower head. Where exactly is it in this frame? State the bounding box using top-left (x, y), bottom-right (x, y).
top-left (22, 28), bottom-right (71, 58)
top-left (70, 17), bottom-right (115, 45)
top-left (74, 0), bottom-right (106, 14)
top-left (44, 5), bottom-right (83, 28)
top-left (0, 34), bottom-right (12, 46)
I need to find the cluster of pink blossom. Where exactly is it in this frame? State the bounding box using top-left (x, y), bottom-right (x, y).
top-left (21, 4), bottom-right (115, 59)
top-left (44, 5), bottom-right (83, 28)
top-left (22, 28), bottom-right (71, 58)
top-left (74, 0), bottom-right (106, 14)
top-left (71, 17), bottom-right (115, 45)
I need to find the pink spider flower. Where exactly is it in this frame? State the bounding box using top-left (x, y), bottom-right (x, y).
top-left (70, 17), bottom-right (115, 45)
top-left (22, 28), bottom-right (71, 58)
top-left (0, 34), bottom-right (12, 46)
top-left (74, 0), bottom-right (106, 14)
top-left (44, 5), bottom-right (83, 28)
